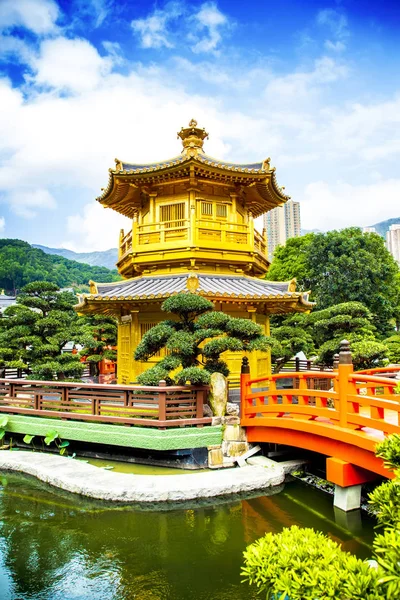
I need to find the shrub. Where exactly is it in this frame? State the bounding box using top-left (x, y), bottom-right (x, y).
top-left (242, 526), bottom-right (381, 600)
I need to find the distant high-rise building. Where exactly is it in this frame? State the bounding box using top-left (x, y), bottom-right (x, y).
top-left (362, 226), bottom-right (377, 234)
top-left (263, 200), bottom-right (301, 260)
top-left (386, 224), bottom-right (400, 264)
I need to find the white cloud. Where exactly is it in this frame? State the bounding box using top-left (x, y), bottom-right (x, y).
top-left (191, 2), bottom-right (229, 54)
top-left (131, 1), bottom-right (229, 53)
top-left (0, 217), bottom-right (5, 233)
top-left (317, 8), bottom-right (349, 53)
top-left (32, 37), bottom-right (114, 92)
top-left (0, 33), bottom-right (34, 64)
top-left (5, 188), bottom-right (56, 218)
top-left (71, 0), bottom-right (113, 29)
top-left (317, 9), bottom-right (349, 39)
top-left (324, 40), bottom-right (346, 53)
top-left (265, 56), bottom-right (348, 103)
top-left (0, 0), bottom-right (59, 35)
top-left (64, 203), bottom-right (130, 252)
top-left (102, 41), bottom-right (124, 65)
top-left (131, 2), bottom-right (184, 49)
top-left (301, 179), bottom-right (400, 231)
top-left (0, 30), bottom-right (399, 248)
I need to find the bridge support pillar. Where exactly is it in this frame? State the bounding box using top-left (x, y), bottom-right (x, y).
top-left (334, 484), bottom-right (362, 512)
top-left (327, 456), bottom-right (377, 512)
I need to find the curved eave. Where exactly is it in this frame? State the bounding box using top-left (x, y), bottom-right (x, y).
top-left (75, 291), bottom-right (314, 315)
top-left (97, 158), bottom-right (289, 218)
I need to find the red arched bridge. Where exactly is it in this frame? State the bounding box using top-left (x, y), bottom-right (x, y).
top-left (240, 347), bottom-right (400, 482)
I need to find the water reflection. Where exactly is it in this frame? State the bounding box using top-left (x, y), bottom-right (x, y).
top-left (0, 472), bottom-right (376, 600)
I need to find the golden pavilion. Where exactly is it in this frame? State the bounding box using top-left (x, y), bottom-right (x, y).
top-left (76, 120), bottom-right (312, 384)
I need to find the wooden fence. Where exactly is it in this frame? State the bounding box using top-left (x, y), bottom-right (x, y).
top-left (273, 357), bottom-right (332, 373)
top-left (0, 378), bottom-right (211, 428)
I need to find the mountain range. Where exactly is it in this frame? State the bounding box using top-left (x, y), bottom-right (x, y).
top-left (33, 245), bottom-right (118, 271)
top-left (368, 217), bottom-right (400, 238)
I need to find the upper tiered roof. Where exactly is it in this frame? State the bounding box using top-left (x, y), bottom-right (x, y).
top-left (97, 120), bottom-right (290, 219)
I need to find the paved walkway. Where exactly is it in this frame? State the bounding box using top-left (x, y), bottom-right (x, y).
top-left (0, 451), bottom-right (285, 503)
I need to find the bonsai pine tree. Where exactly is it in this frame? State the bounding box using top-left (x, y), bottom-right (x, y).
top-left (134, 292), bottom-right (274, 385)
top-left (79, 314), bottom-right (117, 375)
top-left (0, 281), bottom-right (84, 380)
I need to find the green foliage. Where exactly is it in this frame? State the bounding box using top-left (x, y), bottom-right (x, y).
top-left (368, 476), bottom-right (400, 529)
top-left (0, 416), bottom-right (8, 441)
top-left (166, 331), bottom-right (198, 359)
top-left (376, 434), bottom-right (400, 470)
top-left (23, 434), bottom-right (35, 444)
top-left (384, 335), bottom-right (400, 363)
top-left (0, 281), bottom-right (85, 380)
top-left (242, 525), bottom-right (381, 600)
top-left (202, 337), bottom-right (243, 357)
top-left (78, 313), bottom-right (118, 374)
top-left (271, 301), bottom-right (386, 369)
top-left (270, 324), bottom-right (314, 362)
top-left (136, 366), bottom-right (174, 386)
top-left (351, 340), bottom-right (389, 371)
top-left (373, 526), bottom-right (400, 599)
top-left (203, 359), bottom-right (230, 377)
top-left (243, 434), bottom-right (400, 600)
top-left (268, 228), bottom-right (400, 336)
top-left (134, 324), bottom-right (176, 361)
top-left (268, 233), bottom-right (314, 286)
top-left (175, 367), bottom-right (211, 385)
top-left (136, 292), bottom-right (273, 385)
top-left (161, 294), bottom-right (213, 323)
top-left (0, 238), bottom-right (120, 294)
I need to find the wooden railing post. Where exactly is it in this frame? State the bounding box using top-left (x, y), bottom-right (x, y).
top-left (295, 356), bottom-right (300, 372)
top-left (338, 340), bottom-right (353, 428)
top-left (196, 388), bottom-right (204, 419)
top-left (333, 353), bottom-right (339, 371)
top-left (240, 356), bottom-right (251, 418)
top-left (158, 380), bottom-right (167, 422)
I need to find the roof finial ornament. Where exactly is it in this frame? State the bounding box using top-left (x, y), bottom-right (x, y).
top-left (178, 119), bottom-right (209, 156)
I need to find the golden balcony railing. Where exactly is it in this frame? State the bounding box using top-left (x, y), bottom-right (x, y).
top-left (119, 229), bottom-right (133, 259)
top-left (254, 229), bottom-right (267, 256)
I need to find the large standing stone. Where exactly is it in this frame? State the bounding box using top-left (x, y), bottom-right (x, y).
top-left (208, 372), bottom-right (228, 417)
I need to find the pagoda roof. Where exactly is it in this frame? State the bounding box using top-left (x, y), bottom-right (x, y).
top-left (97, 120), bottom-right (290, 219)
top-left (76, 273), bottom-right (313, 314)
top-left (119, 153), bottom-right (265, 175)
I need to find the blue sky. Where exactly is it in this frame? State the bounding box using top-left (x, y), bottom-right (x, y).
top-left (0, 0), bottom-right (400, 251)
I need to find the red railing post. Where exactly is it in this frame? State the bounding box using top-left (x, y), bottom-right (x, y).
top-left (240, 356), bottom-right (251, 418)
top-left (338, 340), bottom-right (353, 428)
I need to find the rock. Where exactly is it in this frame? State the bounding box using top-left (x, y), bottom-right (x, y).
top-left (203, 403), bottom-right (213, 417)
top-left (208, 372), bottom-right (228, 417)
top-left (226, 402), bottom-right (239, 416)
top-left (211, 416), bottom-right (222, 426)
top-left (223, 416), bottom-right (240, 426)
top-left (223, 424), bottom-right (247, 442)
top-left (222, 441), bottom-right (249, 457)
top-left (0, 450), bottom-right (285, 501)
top-left (208, 446), bottom-right (223, 467)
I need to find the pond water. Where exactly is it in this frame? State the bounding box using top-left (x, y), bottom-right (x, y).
top-left (77, 457), bottom-right (206, 475)
top-left (0, 472), bottom-right (376, 600)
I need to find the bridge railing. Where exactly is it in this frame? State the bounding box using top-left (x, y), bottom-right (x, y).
top-left (240, 342), bottom-right (400, 439)
top-left (0, 378), bottom-right (211, 428)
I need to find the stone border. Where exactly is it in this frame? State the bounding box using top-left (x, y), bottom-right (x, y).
top-left (0, 450), bottom-right (285, 503)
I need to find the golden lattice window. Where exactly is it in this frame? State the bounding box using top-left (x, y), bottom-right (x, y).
top-left (216, 204), bottom-right (227, 218)
top-left (201, 201), bottom-right (213, 216)
top-left (160, 203), bottom-right (185, 227)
